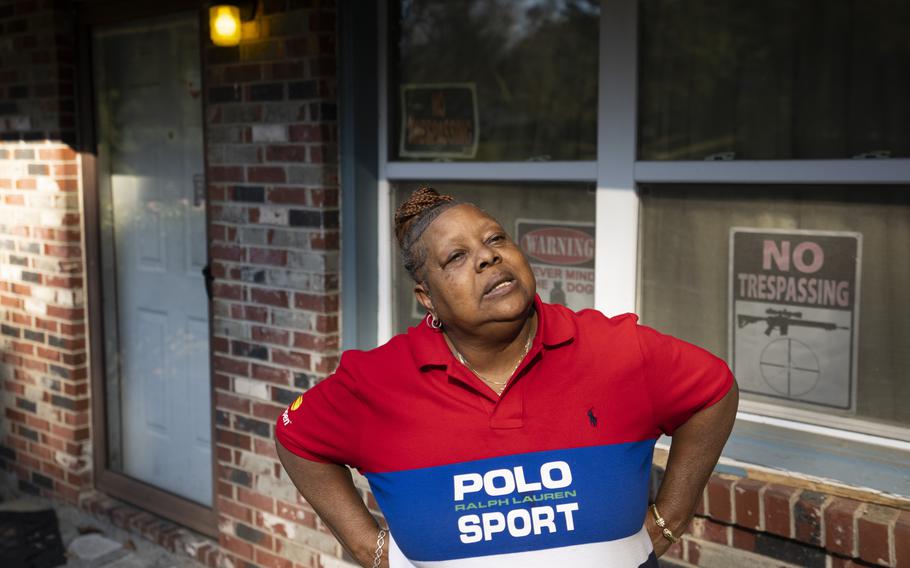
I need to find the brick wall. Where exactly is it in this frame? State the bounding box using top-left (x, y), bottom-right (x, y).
top-left (652, 461), bottom-right (910, 567)
top-left (0, 0), bottom-right (76, 144)
top-left (0, 0), bottom-right (90, 504)
top-left (202, 0), bottom-right (356, 566)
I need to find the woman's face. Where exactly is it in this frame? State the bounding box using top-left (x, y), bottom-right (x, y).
top-left (414, 204), bottom-right (536, 331)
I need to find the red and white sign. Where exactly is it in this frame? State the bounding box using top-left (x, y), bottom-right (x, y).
top-left (517, 220), bottom-right (595, 311)
top-left (520, 227), bottom-right (595, 267)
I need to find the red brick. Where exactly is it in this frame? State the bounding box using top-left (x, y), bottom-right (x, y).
top-left (53, 163), bottom-right (78, 176)
top-left (266, 187), bottom-right (309, 205)
top-left (237, 487), bottom-right (275, 513)
top-left (220, 534), bottom-right (254, 561)
top-left (249, 248), bottom-right (287, 266)
top-left (309, 231), bottom-right (339, 251)
top-left (266, 145), bottom-right (307, 162)
top-left (794, 490), bottom-right (827, 546)
top-left (210, 166), bottom-right (245, 183)
top-left (216, 391), bottom-right (251, 414)
top-left (824, 497), bottom-right (862, 556)
top-left (218, 481), bottom-right (234, 499)
top-left (252, 402), bottom-right (283, 422)
top-left (216, 429), bottom-right (252, 451)
top-left (45, 306), bottom-right (82, 319)
top-left (314, 355), bottom-right (339, 374)
top-left (248, 166), bottom-right (286, 183)
top-left (38, 148), bottom-right (77, 161)
top-left (288, 124), bottom-right (327, 142)
top-left (895, 511), bottom-right (910, 567)
top-left (314, 314), bottom-right (338, 333)
top-left (271, 349), bottom-right (310, 369)
top-left (252, 326), bottom-right (289, 346)
top-left (211, 244), bottom-right (245, 262)
top-left (686, 539), bottom-right (701, 565)
top-left (251, 363), bottom-right (290, 385)
top-left (214, 283), bottom-right (243, 301)
top-left (217, 497), bottom-right (253, 523)
top-left (293, 332), bottom-right (338, 351)
top-left (763, 483), bottom-right (798, 538)
top-left (281, 501), bottom-right (318, 531)
top-left (731, 526), bottom-right (756, 550)
top-left (663, 539), bottom-right (683, 559)
top-left (250, 288), bottom-right (288, 307)
top-left (2, 295), bottom-right (24, 308)
top-left (857, 504), bottom-right (898, 566)
top-left (254, 438), bottom-right (279, 460)
top-left (241, 305), bottom-right (269, 323)
top-left (224, 64), bottom-right (262, 82)
top-left (255, 548), bottom-right (292, 568)
top-left (294, 292), bottom-right (338, 312)
top-left (213, 355), bottom-right (250, 377)
top-left (212, 336), bottom-right (230, 353)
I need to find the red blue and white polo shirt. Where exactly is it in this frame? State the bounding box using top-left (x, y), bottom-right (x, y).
top-left (276, 296), bottom-right (734, 567)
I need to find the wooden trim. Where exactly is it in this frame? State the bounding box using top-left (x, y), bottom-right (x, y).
top-left (652, 447), bottom-right (910, 511)
top-left (77, 2), bottom-right (218, 538)
top-left (99, 470), bottom-right (218, 537)
top-left (77, 2), bottom-right (108, 496)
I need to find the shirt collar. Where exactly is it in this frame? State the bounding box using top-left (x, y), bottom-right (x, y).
top-left (408, 294), bottom-right (577, 370)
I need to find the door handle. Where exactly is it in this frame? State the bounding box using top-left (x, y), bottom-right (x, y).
top-left (201, 264), bottom-right (214, 301)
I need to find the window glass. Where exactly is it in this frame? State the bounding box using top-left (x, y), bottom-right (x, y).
top-left (639, 185), bottom-right (910, 429)
top-left (391, 182), bottom-right (595, 333)
top-left (638, 0), bottom-right (910, 160)
top-left (390, 0), bottom-right (599, 161)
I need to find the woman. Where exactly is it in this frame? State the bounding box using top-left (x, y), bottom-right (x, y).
top-left (276, 187), bottom-right (738, 567)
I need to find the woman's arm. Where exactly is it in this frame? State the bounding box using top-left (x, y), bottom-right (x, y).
top-left (275, 442), bottom-right (388, 568)
top-left (646, 382), bottom-right (739, 556)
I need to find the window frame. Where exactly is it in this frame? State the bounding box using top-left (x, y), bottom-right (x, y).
top-left (363, 0), bottom-right (910, 486)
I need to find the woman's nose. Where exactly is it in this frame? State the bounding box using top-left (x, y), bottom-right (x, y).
top-left (476, 246), bottom-right (502, 270)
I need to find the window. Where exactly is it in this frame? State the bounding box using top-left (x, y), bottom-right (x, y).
top-left (391, 181), bottom-right (595, 333)
top-left (639, 185), bottom-right (910, 432)
top-left (355, 0), bottom-right (910, 496)
top-left (389, 0), bottom-right (600, 161)
top-left (638, 0), bottom-right (910, 160)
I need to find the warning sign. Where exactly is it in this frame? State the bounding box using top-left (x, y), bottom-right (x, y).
top-left (399, 83), bottom-right (478, 159)
top-left (729, 228), bottom-right (862, 410)
top-left (517, 219), bottom-right (595, 312)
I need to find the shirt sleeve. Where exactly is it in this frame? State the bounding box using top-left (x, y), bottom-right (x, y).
top-left (636, 322), bottom-right (735, 435)
top-left (274, 354), bottom-right (365, 467)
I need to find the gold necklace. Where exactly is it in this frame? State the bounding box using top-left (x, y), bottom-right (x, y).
top-left (450, 330), bottom-right (534, 394)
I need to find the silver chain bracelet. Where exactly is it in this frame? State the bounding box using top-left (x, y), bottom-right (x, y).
top-left (371, 528), bottom-right (387, 568)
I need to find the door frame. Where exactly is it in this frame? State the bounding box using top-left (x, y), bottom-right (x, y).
top-left (77, 0), bottom-right (218, 538)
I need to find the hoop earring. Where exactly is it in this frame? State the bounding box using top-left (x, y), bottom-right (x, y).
top-left (425, 312), bottom-right (442, 330)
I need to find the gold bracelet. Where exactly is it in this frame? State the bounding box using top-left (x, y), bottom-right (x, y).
top-left (649, 503), bottom-right (681, 544)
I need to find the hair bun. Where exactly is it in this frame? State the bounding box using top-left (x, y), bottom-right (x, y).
top-left (394, 186), bottom-right (455, 246)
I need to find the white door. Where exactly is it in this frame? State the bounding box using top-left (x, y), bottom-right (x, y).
top-left (94, 13), bottom-right (212, 505)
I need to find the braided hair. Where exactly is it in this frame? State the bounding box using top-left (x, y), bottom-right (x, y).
top-left (394, 186), bottom-right (459, 281)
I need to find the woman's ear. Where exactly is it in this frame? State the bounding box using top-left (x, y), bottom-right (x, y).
top-left (414, 281), bottom-right (434, 314)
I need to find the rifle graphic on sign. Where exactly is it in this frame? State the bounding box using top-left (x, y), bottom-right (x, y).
top-left (737, 308), bottom-right (849, 337)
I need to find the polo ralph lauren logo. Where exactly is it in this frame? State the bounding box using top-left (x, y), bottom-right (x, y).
top-left (587, 407), bottom-right (598, 427)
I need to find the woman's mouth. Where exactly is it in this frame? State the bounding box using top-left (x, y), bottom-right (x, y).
top-left (483, 278), bottom-right (515, 298)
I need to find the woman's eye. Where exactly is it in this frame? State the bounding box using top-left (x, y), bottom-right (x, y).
top-left (446, 252), bottom-right (465, 265)
top-left (488, 234), bottom-right (505, 243)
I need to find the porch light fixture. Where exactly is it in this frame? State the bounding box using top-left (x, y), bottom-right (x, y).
top-left (209, 4), bottom-right (242, 46)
